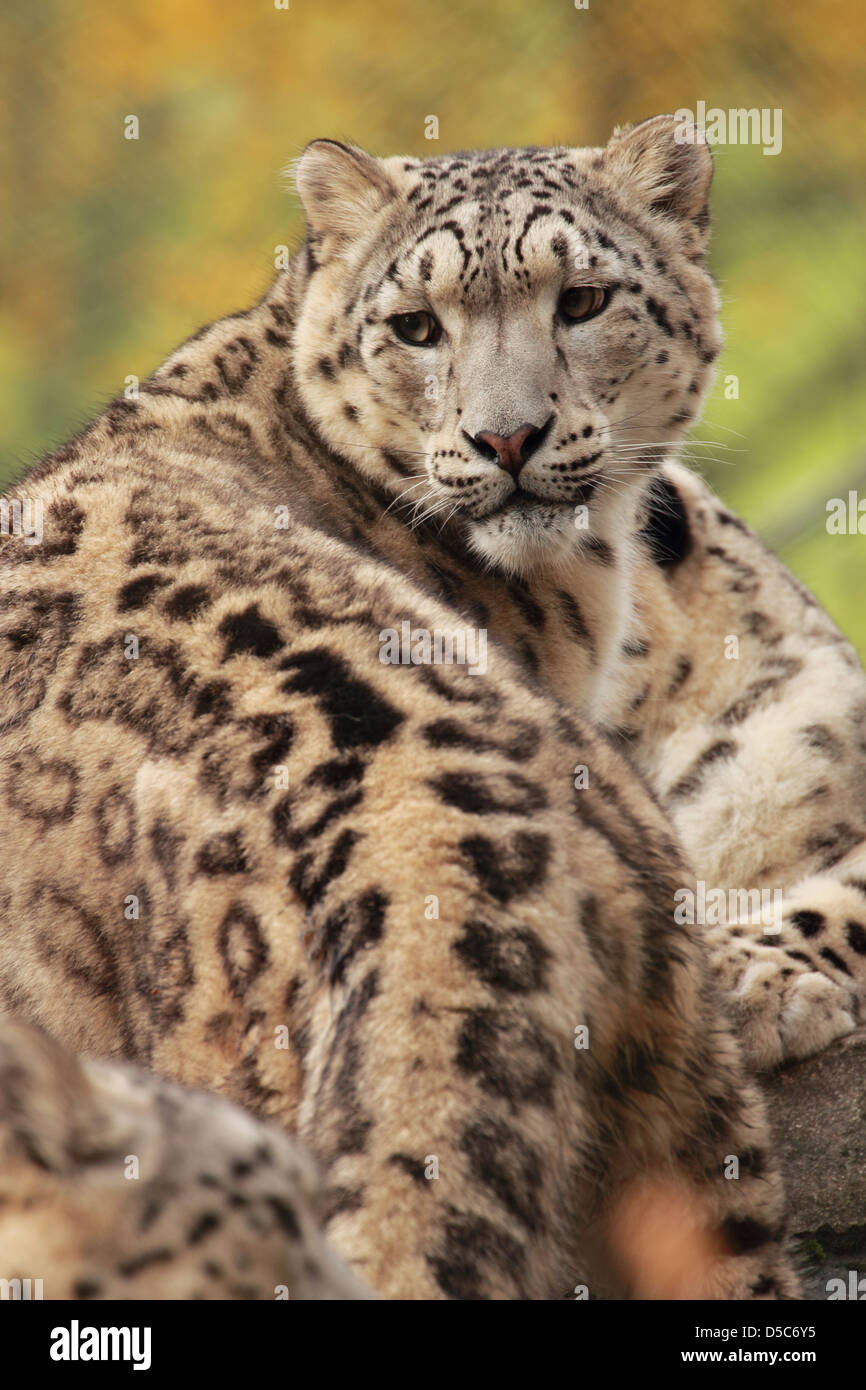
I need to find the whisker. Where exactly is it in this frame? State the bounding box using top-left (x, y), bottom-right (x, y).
top-left (347, 443), bottom-right (433, 457)
top-left (437, 503), bottom-right (462, 534)
top-left (409, 494), bottom-right (456, 530)
top-left (613, 438), bottom-right (743, 452)
top-left (381, 475), bottom-right (430, 516)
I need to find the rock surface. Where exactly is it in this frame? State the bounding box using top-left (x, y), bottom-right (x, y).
top-left (764, 1029), bottom-right (866, 1300)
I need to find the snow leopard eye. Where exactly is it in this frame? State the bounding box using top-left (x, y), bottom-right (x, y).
top-left (558, 287), bottom-right (610, 323)
top-left (390, 311), bottom-right (442, 346)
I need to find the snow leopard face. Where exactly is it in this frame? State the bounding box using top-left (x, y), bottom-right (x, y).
top-left (292, 116), bottom-right (721, 575)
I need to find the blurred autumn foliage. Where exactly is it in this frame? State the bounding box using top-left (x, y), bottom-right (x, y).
top-left (1, 0), bottom-right (864, 645)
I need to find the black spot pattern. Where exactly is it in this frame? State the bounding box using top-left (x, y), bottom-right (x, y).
top-left (219, 604), bottom-right (283, 661)
top-left (667, 740), bottom-right (738, 801)
top-left (280, 648), bottom-right (404, 750)
top-left (196, 831), bottom-right (249, 876)
top-left (429, 770), bottom-right (547, 816)
top-left (217, 902), bottom-right (268, 996)
top-left (455, 1008), bottom-right (557, 1107)
top-left (302, 888), bottom-right (387, 988)
top-left (640, 474), bottom-right (692, 568)
top-left (427, 1208), bottom-right (526, 1299)
top-left (452, 919), bottom-right (549, 992)
top-left (460, 1117), bottom-right (544, 1231)
top-left (459, 831), bottom-right (551, 904)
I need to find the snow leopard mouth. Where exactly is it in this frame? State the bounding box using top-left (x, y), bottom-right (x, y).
top-left (477, 484), bottom-right (596, 526)
top-left (469, 495), bottom-right (577, 542)
top-left (498, 495), bottom-right (570, 521)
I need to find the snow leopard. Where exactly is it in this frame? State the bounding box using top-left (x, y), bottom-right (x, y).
top-left (1, 114), bottom-right (863, 1299)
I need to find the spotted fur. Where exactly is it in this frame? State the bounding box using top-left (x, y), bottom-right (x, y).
top-left (607, 464), bottom-right (866, 1068)
top-left (1, 114), bottom-right (861, 1299)
top-left (0, 1016), bottom-right (369, 1299)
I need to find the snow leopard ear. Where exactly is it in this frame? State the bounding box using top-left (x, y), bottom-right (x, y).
top-left (600, 115), bottom-right (713, 240)
top-left (0, 1017), bottom-right (98, 1174)
top-left (294, 140), bottom-right (397, 242)
top-left (0, 1017), bottom-right (139, 1176)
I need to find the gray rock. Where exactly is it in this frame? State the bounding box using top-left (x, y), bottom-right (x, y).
top-left (763, 1029), bottom-right (866, 1300)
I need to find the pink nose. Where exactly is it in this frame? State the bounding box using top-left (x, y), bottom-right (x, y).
top-left (473, 423), bottom-right (541, 477)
